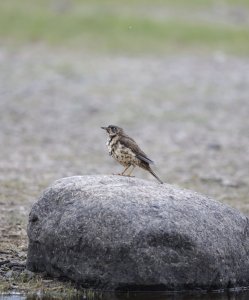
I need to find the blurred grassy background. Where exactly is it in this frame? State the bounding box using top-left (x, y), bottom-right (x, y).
top-left (1, 0), bottom-right (249, 54)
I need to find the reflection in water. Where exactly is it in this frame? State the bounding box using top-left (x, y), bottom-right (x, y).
top-left (1, 290), bottom-right (249, 300)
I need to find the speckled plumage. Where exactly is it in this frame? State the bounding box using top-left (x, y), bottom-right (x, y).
top-left (101, 125), bottom-right (163, 184)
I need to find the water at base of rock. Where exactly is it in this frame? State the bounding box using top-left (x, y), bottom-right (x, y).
top-left (1, 288), bottom-right (249, 300)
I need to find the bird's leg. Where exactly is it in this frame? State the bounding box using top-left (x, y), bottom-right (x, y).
top-left (121, 165), bottom-right (131, 176)
top-left (113, 165), bottom-right (131, 176)
top-left (125, 165), bottom-right (136, 177)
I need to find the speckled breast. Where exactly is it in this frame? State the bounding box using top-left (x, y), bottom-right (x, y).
top-left (107, 137), bottom-right (138, 166)
top-left (113, 142), bottom-right (139, 166)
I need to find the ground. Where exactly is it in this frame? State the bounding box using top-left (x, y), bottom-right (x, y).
top-left (0, 46), bottom-right (248, 295)
top-left (0, 0), bottom-right (249, 296)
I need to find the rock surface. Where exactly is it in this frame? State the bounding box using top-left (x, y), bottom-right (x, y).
top-left (27, 175), bottom-right (249, 291)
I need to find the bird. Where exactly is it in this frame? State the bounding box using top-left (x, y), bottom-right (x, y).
top-left (101, 125), bottom-right (163, 184)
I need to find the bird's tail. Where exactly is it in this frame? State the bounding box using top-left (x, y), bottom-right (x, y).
top-left (148, 167), bottom-right (164, 184)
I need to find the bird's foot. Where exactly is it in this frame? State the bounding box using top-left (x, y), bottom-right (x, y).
top-left (112, 173), bottom-right (135, 177)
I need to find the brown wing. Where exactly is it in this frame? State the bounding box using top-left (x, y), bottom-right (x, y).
top-left (119, 135), bottom-right (154, 165)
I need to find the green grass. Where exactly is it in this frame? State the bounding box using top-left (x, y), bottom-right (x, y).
top-left (0, 0), bottom-right (249, 54)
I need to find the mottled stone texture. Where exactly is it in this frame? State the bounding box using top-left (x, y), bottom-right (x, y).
top-left (27, 176), bottom-right (249, 291)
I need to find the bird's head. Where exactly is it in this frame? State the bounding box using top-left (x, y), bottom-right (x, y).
top-left (101, 125), bottom-right (123, 137)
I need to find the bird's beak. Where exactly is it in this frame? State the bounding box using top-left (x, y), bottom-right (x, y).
top-left (101, 126), bottom-right (108, 130)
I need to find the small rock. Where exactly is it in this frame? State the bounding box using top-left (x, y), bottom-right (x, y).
top-left (17, 251), bottom-right (27, 259)
top-left (207, 143), bottom-right (222, 151)
top-left (5, 270), bottom-right (13, 278)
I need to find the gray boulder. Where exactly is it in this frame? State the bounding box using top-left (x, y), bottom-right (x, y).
top-left (27, 175), bottom-right (249, 291)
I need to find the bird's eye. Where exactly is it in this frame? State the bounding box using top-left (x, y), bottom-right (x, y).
top-left (112, 127), bottom-right (117, 132)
